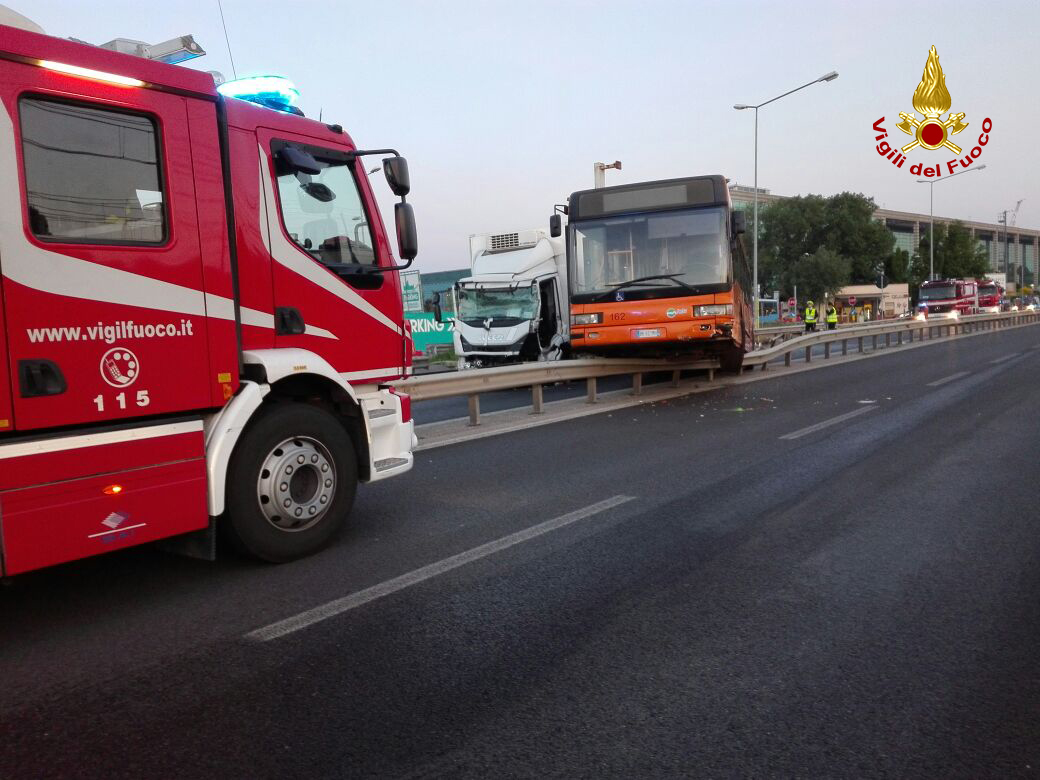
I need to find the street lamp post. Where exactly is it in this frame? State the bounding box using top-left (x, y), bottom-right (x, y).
top-left (916, 164), bottom-right (986, 281)
top-left (735, 70), bottom-right (838, 330)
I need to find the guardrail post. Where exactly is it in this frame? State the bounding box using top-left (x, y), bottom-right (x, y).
top-left (631, 373), bottom-right (643, 396)
top-left (908, 328), bottom-right (914, 343)
top-left (858, 336), bottom-right (864, 353)
top-left (707, 368), bottom-right (715, 382)
top-left (531, 384), bottom-right (544, 414)
top-left (824, 342), bottom-right (831, 359)
top-left (671, 370), bottom-right (681, 388)
top-left (897, 332), bottom-right (903, 345)
top-left (784, 351), bottom-right (791, 367)
top-left (587, 377), bottom-right (598, 403)
top-left (804, 346), bottom-right (812, 363)
top-left (468, 394), bottom-right (481, 426)
top-left (885, 333), bottom-right (891, 348)
top-left (872, 335), bottom-right (878, 350)
top-left (842, 339), bottom-right (848, 356)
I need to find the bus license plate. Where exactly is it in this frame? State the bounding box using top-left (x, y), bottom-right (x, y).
top-left (633, 328), bottom-right (662, 339)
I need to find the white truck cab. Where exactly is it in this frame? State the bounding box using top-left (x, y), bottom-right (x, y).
top-left (449, 229), bottom-right (568, 369)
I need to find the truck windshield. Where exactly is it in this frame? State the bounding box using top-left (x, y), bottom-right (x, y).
top-left (920, 284), bottom-right (957, 300)
top-left (457, 286), bottom-right (538, 325)
top-left (569, 207), bottom-right (728, 299)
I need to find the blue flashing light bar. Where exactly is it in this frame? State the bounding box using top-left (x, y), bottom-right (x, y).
top-left (217, 75), bottom-right (302, 115)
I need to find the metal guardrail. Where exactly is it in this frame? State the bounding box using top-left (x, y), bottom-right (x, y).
top-left (395, 310), bottom-right (1039, 426)
top-left (744, 310), bottom-right (1039, 370)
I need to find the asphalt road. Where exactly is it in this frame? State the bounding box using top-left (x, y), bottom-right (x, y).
top-left (2, 324), bottom-right (1039, 778)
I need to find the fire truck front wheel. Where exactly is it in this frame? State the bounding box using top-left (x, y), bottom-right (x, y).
top-left (225, 404), bottom-right (358, 562)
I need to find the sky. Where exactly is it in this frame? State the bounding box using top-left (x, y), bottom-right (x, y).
top-left (26, 0), bottom-right (1040, 272)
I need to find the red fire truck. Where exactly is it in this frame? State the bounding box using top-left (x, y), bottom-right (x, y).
top-left (917, 279), bottom-right (978, 320)
top-left (0, 20), bottom-right (418, 574)
top-left (976, 279), bottom-right (1004, 313)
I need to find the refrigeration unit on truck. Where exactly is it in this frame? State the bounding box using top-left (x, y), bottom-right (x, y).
top-left (561, 175), bottom-right (753, 370)
top-left (444, 228), bottom-right (568, 369)
top-left (0, 17), bottom-right (420, 575)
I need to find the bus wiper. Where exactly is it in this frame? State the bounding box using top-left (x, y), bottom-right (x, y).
top-left (594, 273), bottom-right (699, 301)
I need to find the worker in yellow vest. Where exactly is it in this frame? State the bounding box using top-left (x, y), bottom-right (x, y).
top-left (804, 300), bottom-right (817, 332)
top-left (825, 303), bottom-right (838, 330)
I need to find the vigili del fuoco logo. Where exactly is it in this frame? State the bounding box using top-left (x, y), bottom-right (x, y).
top-left (872, 45), bottom-right (992, 178)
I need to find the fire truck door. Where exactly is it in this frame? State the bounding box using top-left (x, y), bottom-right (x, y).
top-left (0, 65), bottom-right (212, 431)
top-left (256, 128), bottom-right (406, 382)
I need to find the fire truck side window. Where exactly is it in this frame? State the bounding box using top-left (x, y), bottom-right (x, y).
top-left (273, 142), bottom-right (377, 268)
top-left (19, 98), bottom-right (166, 245)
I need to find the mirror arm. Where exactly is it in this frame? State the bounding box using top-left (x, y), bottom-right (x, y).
top-left (348, 148), bottom-right (406, 200)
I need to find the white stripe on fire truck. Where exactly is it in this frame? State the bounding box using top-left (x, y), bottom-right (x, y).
top-left (340, 367), bottom-right (404, 382)
top-left (257, 149), bottom-right (404, 337)
top-left (0, 107), bottom-right (339, 342)
top-left (0, 420), bottom-right (204, 461)
top-left (203, 294), bottom-right (337, 339)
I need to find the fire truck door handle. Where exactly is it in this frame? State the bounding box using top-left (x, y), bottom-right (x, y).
top-left (275, 307), bottom-right (306, 335)
top-left (18, 359), bottom-right (68, 397)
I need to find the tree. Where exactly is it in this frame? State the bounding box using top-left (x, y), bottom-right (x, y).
top-left (915, 220), bottom-right (989, 282)
top-left (787, 248), bottom-right (850, 303)
top-left (756, 191), bottom-right (890, 298)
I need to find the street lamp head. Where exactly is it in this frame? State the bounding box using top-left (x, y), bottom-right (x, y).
top-left (818, 70), bottom-right (839, 82)
top-left (733, 103), bottom-right (750, 110)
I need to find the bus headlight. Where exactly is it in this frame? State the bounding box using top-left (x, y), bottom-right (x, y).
top-left (571, 312), bottom-right (603, 325)
top-left (694, 304), bottom-right (732, 317)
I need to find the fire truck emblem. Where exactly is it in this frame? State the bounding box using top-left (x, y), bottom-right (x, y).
top-left (895, 45), bottom-right (967, 155)
top-left (100, 347), bottom-right (140, 388)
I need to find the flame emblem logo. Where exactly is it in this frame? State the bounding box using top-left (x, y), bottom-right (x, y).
top-left (896, 46), bottom-right (968, 154)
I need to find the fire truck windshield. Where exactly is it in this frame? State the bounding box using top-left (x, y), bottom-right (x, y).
top-left (569, 207), bottom-right (728, 299)
top-left (920, 284), bottom-right (957, 300)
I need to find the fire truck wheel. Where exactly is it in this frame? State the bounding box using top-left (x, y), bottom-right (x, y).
top-left (225, 404), bottom-right (358, 562)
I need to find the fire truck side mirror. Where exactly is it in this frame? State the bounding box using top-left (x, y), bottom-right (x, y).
top-left (549, 213), bottom-right (562, 238)
top-left (383, 157), bottom-right (411, 197)
top-left (395, 202), bottom-right (418, 261)
top-left (276, 145), bottom-right (322, 176)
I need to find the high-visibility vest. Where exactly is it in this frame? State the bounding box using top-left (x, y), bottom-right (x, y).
top-left (826, 307), bottom-right (837, 323)
top-left (805, 307), bottom-right (817, 323)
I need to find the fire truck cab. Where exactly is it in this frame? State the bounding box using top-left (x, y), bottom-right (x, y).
top-left (0, 20), bottom-right (418, 574)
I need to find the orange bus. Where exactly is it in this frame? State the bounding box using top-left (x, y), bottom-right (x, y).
top-left (562, 175), bottom-right (754, 370)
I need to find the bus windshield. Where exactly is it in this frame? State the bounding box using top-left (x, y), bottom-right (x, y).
top-left (569, 207), bottom-right (728, 299)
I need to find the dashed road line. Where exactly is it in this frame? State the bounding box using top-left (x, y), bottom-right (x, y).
top-left (779, 405), bottom-right (877, 441)
top-left (927, 371), bottom-right (970, 387)
top-left (246, 494), bottom-right (637, 641)
top-left (990, 352), bottom-right (1020, 364)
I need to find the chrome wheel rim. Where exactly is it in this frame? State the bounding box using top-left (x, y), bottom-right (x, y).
top-left (256, 436), bottom-right (336, 532)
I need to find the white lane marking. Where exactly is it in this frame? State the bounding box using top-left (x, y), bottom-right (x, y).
top-left (990, 352), bottom-right (1019, 364)
top-left (927, 370), bottom-right (970, 387)
top-left (87, 523), bottom-right (147, 539)
top-left (246, 494), bottom-right (636, 642)
top-left (779, 405), bottom-right (877, 441)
